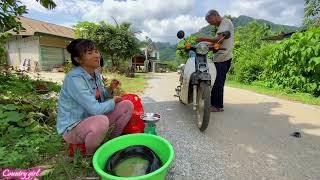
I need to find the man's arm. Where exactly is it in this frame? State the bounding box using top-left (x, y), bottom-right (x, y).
top-left (196, 34), bottom-right (225, 43)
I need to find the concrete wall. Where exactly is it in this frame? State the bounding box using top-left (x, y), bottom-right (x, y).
top-left (6, 36), bottom-right (40, 71)
top-left (5, 35), bottom-right (71, 71)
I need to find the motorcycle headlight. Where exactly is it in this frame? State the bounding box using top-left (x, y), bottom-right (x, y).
top-left (196, 42), bottom-right (209, 55)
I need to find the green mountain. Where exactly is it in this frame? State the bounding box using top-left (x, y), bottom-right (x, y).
top-left (195, 15), bottom-right (300, 37)
top-left (158, 15), bottom-right (300, 61)
top-left (155, 42), bottom-right (177, 61)
top-left (235, 15), bottom-right (298, 32)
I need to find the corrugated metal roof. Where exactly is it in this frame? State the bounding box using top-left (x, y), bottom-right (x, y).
top-left (7, 16), bottom-right (75, 39)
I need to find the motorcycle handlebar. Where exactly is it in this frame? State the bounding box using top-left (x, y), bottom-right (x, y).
top-left (177, 45), bottom-right (226, 52)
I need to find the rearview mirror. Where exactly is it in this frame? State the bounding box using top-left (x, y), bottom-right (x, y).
top-left (177, 30), bottom-right (185, 39)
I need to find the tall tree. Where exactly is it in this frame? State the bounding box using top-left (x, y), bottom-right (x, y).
top-left (0, 1), bottom-right (26, 32)
top-left (1, 0), bottom-right (56, 32)
top-left (74, 21), bottom-right (140, 69)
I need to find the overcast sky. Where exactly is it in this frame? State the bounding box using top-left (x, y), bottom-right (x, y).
top-left (21, 0), bottom-right (304, 43)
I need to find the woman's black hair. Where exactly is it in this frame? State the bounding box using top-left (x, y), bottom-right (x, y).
top-left (66, 39), bottom-right (96, 66)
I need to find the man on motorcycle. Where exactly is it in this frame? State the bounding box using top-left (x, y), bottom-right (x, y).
top-left (196, 9), bottom-right (234, 112)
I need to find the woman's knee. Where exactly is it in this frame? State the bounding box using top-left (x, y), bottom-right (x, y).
top-left (88, 115), bottom-right (109, 133)
top-left (121, 100), bottom-right (134, 114)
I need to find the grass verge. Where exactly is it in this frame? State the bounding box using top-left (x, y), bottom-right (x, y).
top-left (0, 70), bottom-right (147, 179)
top-left (226, 80), bottom-right (320, 106)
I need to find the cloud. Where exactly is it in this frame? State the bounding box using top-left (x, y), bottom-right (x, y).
top-left (21, 0), bottom-right (304, 42)
top-left (59, 22), bottom-right (75, 28)
top-left (82, 0), bottom-right (196, 25)
top-left (20, 0), bottom-right (48, 13)
top-left (82, 0), bottom-right (205, 42)
top-left (141, 15), bottom-right (206, 42)
top-left (21, 0), bottom-right (99, 16)
top-left (226, 0), bottom-right (304, 26)
top-left (22, 0), bottom-right (200, 42)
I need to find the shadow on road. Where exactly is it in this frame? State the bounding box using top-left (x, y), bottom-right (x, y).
top-left (142, 96), bottom-right (320, 179)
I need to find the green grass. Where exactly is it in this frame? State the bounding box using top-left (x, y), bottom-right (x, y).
top-left (0, 70), bottom-right (147, 179)
top-left (103, 72), bottom-right (147, 95)
top-left (41, 150), bottom-right (97, 179)
top-left (226, 80), bottom-right (320, 106)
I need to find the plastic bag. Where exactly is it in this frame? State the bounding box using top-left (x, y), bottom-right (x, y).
top-left (121, 94), bottom-right (145, 134)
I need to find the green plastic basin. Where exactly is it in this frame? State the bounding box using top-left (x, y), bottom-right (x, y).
top-left (93, 134), bottom-right (174, 180)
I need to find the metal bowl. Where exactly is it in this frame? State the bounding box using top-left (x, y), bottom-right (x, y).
top-left (141, 113), bottom-right (160, 123)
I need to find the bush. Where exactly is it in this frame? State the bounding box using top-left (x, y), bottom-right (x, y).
top-left (162, 60), bottom-right (181, 72)
top-left (63, 60), bottom-right (73, 74)
top-left (0, 72), bottom-right (62, 168)
top-left (233, 42), bottom-right (276, 84)
top-left (261, 28), bottom-right (320, 96)
top-left (230, 23), bottom-right (320, 97)
top-left (231, 21), bottom-right (273, 83)
top-left (105, 59), bottom-right (131, 74)
top-left (0, 34), bottom-right (11, 69)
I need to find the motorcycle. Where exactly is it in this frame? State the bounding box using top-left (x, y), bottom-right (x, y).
top-left (175, 30), bottom-right (230, 131)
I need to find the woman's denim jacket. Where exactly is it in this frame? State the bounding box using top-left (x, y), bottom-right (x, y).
top-left (56, 66), bottom-right (115, 135)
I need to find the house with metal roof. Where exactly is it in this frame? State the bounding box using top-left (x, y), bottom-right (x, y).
top-left (131, 42), bottom-right (160, 72)
top-left (5, 16), bottom-right (75, 71)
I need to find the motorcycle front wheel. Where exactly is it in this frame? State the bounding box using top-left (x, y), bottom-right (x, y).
top-left (196, 81), bottom-right (211, 131)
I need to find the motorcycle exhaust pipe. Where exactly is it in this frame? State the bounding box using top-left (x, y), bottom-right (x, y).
top-left (193, 85), bottom-right (197, 110)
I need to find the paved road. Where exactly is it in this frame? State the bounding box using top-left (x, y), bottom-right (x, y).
top-left (142, 73), bottom-right (320, 180)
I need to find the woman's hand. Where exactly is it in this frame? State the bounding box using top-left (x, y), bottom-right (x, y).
top-left (114, 96), bottom-right (123, 103)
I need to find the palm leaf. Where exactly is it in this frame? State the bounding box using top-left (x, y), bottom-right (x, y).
top-left (35, 0), bottom-right (57, 10)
